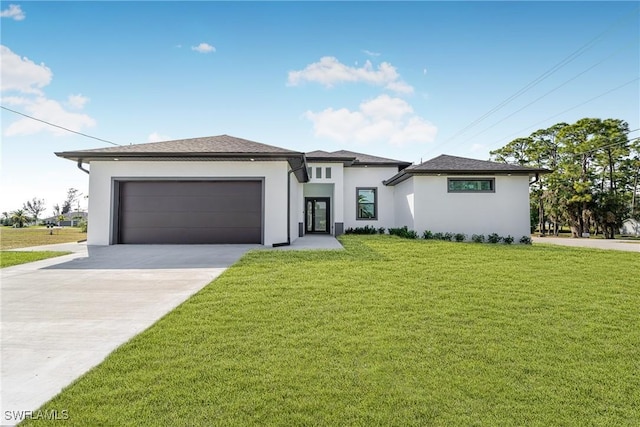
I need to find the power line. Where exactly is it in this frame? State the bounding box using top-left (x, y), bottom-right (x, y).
top-left (466, 41), bottom-right (636, 141)
top-left (0, 105), bottom-right (121, 146)
top-left (494, 77), bottom-right (640, 144)
top-left (437, 5), bottom-right (639, 148)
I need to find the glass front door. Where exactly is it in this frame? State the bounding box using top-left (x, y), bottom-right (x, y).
top-left (305, 197), bottom-right (330, 233)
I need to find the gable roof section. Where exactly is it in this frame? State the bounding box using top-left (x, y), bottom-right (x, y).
top-left (55, 134), bottom-right (309, 182)
top-left (306, 149), bottom-right (411, 168)
top-left (384, 154), bottom-right (549, 186)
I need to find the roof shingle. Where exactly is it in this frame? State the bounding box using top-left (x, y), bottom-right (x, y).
top-left (59, 135), bottom-right (300, 155)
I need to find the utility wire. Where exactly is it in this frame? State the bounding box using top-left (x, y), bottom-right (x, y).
top-left (495, 77), bottom-right (640, 144)
top-left (437, 5), bottom-right (639, 147)
top-left (0, 105), bottom-right (121, 146)
top-left (467, 41), bottom-right (636, 141)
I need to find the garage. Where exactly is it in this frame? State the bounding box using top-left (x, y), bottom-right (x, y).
top-left (116, 180), bottom-right (263, 244)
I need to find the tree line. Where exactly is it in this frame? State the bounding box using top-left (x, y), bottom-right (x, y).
top-left (490, 117), bottom-right (639, 238)
top-left (1, 188), bottom-right (83, 227)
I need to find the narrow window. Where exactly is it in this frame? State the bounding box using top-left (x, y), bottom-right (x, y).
top-left (307, 167), bottom-right (312, 178)
top-left (316, 167), bottom-right (322, 179)
top-left (356, 188), bottom-right (377, 220)
top-left (447, 178), bottom-right (495, 193)
top-left (325, 167), bottom-right (332, 179)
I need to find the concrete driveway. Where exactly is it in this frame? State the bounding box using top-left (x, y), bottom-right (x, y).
top-left (1, 243), bottom-right (256, 425)
top-left (532, 236), bottom-right (639, 252)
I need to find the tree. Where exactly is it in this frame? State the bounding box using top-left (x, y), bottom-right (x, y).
top-left (10, 209), bottom-right (31, 228)
top-left (61, 188), bottom-right (79, 215)
top-left (23, 198), bottom-right (46, 224)
top-left (52, 204), bottom-right (61, 217)
top-left (492, 117), bottom-right (634, 239)
top-left (1, 211), bottom-right (10, 226)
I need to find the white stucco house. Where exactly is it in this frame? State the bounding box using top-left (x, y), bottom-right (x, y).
top-left (56, 135), bottom-right (545, 246)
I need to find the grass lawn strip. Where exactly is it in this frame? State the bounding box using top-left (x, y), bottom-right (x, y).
top-left (0, 251), bottom-right (72, 268)
top-left (22, 236), bottom-right (639, 426)
top-left (0, 227), bottom-right (86, 250)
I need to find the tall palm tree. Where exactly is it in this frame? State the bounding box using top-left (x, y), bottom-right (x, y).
top-left (10, 209), bottom-right (30, 228)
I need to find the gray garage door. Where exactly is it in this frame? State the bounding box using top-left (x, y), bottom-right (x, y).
top-left (118, 181), bottom-right (262, 244)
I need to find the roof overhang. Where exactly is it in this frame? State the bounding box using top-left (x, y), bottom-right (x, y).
top-left (55, 151), bottom-right (310, 183)
top-left (384, 168), bottom-right (551, 186)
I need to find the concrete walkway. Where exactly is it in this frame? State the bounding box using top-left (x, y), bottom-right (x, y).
top-left (270, 235), bottom-right (344, 250)
top-left (1, 243), bottom-right (257, 425)
top-left (532, 236), bottom-right (639, 252)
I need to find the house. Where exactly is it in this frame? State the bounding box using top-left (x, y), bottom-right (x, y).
top-left (55, 135), bottom-right (545, 246)
top-left (620, 218), bottom-right (640, 236)
top-left (42, 211), bottom-right (88, 227)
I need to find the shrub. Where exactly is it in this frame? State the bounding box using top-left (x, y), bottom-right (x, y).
top-left (454, 233), bottom-right (466, 242)
top-left (388, 226), bottom-right (418, 239)
top-left (345, 225), bottom-right (377, 235)
top-left (471, 234), bottom-right (485, 243)
top-left (79, 219), bottom-right (88, 233)
top-left (442, 232), bottom-right (454, 241)
top-left (378, 227), bottom-right (386, 235)
top-left (422, 230), bottom-right (434, 240)
top-left (519, 235), bottom-right (533, 245)
top-left (432, 232), bottom-right (444, 240)
top-left (487, 233), bottom-right (502, 244)
top-left (503, 235), bottom-right (514, 244)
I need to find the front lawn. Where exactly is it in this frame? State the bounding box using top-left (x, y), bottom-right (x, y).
top-left (0, 251), bottom-right (71, 268)
top-left (0, 226), bottom-right (86, 250)
top-left (24, 236), bottom-right (639, 426)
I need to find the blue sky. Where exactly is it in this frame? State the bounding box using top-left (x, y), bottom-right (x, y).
top-left (1, 1), bottom-right (638, 216)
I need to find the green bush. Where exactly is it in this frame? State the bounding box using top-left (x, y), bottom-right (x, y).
top-left (442, 232), bottom-right (454, 241)
top-left (471, 234), bottom-right (485, 243)
top-left (345, 226), bottom-right (377, 235)
top-left (519, 236), bottom-right (533, 245)
top-left (422, 230), bottom-right (434, 240)
top-left (454, 233), bottom-right (466, 242)
top-left (378, 227), bottom-right (386, 235)
top-left (503, 235), bottom-right (514, 244)
top-left (487, 233), bottom-right (502, 244)
top-left (388, 226), bottom-right (418, 239)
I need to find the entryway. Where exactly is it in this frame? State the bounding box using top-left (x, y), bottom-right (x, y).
top-left (305, 197), bottom-right (330, 234)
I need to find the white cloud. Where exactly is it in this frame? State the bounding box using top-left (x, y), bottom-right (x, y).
top-left (1, 46), bottom-right (97, 137)
top-left (363, 49), bottom-right (380, 57)
top-left (4, 97), bottom-right (96, 136)
top-left (1, 4), bottom-right (25, 21)
top-left (66, 94), bottom-right (89, 109)
top-left (0, 45), bottom-right (51, 94)
top-left (191, 43), bottom-right (215, 53)
top-left (304, 94), bottom-right (437, 146)
top-left (148, 132), bottom-right (170, 142)
top-left (288, 56), bottom-right (414, 95)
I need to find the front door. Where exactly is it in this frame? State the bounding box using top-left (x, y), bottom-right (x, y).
top-left (305, 198), bottom-right (330, 234)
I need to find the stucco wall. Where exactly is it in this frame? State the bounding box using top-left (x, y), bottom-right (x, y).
top-left (411, 175), bottom-right (531, 239)
top-left (393, 178), bottom-right (415, 229)
top-left (87, 160), bottom-right (289, 246)
top-left (343, 166), bottom-right (398, 230)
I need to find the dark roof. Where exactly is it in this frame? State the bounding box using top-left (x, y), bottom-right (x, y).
top-left (56, 134), bottom-right (309, 182)
top-left (306, 149), bottom-right (411, 167)
top-left (384, 154), bottom-right (549, 186)
top-left (408, 154), bottom-right (548, 173)
top-left (57, 135), bottom-right (300, 157)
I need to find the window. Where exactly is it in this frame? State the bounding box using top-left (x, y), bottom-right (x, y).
top-left (447, 178), bottom-right (495, 193)
top-left (325, 167), bottom-right (332, 179)
top-left (356, 188), bottom-right (377, 219)
top-left (316, 167), bottom-right (322, 179)
top-left (307, 167), bottom-right (312, 178)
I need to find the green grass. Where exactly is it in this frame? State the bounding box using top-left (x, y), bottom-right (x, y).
top-left (0, 250), bottom-right (71, 268)
top-left (23, 236), bottom-right (639, 426)
top-left (0, 226), bottom-right (86, 250)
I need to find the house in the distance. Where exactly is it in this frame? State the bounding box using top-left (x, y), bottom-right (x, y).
top-left (55, 135), bottom-right (545, 246)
